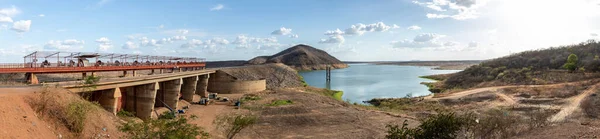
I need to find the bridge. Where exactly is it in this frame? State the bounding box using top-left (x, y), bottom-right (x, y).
top-left (55, 70), bottom-right (216, 120)
top-left (0, 51), bottom-right (207, 84)
top-left (1, 51), bottom-right (268, 120)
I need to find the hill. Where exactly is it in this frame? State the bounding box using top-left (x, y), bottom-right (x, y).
top-left (434, 40), bottom-right (600, 92)
top-left (248, 44), bottom-right (348, 70)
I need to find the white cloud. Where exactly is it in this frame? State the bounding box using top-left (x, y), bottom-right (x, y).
top-left (344, 24), bottom-right (367, 35)
top-left (319, 35), bottom-right (345, 44)
top-left (0, 6), bottom-right (20, 23)
top-left (205, 38), bottom-right (230, 45)
top-left (0, 16), bottom-right (12, 23)
top-left (592, 33), bottom-right (598, 37)
top-left (414, 33), bottom-right (445, 42)
top-left (231, 35), bottom-right (279, 49)
top-left (122, 41), bottom-right (139, 49)
top-left (210, 4), bottom-right (224, 11)
top-left (290, 34), bottom-right (299, 38)
top-left (178, 29), bottom-right (189, 34)
top-left (11, 20), bottom-right (31, 32)
top-left (324, 29), bottom-right (344, 35)
top-left (338, 22), bottom-right (394, 36)
top-left (95, 37), bottom-right (113, 51)
top-left (44, 39), bottom-right (85, 50)
top-left (159, 24), bottom-right (164, 29)
top-left (171, 35), bottom-right (187, 41)
top-left (98, 44), bottom-right (112, 51)
top-left (407, 25), bottom-right (422, 30)
top-left (181, 39), bottom-right (204, 48)
top-left (38, 14), bottom-right (45, 17)
top-left (415, 0), bottom-right (485, 20)
top-left (140, 37), bottom-right (159, 47)
top-left (0, 6), bottom-right (20, 17)
top-left (392, 24), bottom-right (400, 29)
top-left (95, 37), bottom-right (111, 44)
top-left (426, 13), bottom-right (450, 19)
top-left (271, 27), bottom-right (293, 35)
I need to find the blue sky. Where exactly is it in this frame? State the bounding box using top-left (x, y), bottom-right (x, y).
top-left (1, 0), bottom-right (599, 62)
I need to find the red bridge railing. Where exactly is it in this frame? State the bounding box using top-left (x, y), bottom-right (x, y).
top-left (0, 62), bottom-right (206, 74)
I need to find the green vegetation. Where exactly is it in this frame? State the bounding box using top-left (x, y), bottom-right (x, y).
top-left (117, 110), bottom-right (136, 117)
top-left (266, 100), bottom-right (294, 106)
top-left (66, 101), bottom-right (92, 133)
top-left (119, 112), bottom-right (209, 139)
top-left (297, 72), bottom-right (308, 87)
top-left (562, 53), bottom-right (578, 72)
top-left (441, 40), bottom-right (600, 91)
top-left (366, 98), bottom-right (447, 112)
top-left (240, 94), bottom-right (261, 103)
top-left (386, 109), bottom-right (553, 139)
top-left (214, 114), bottom-right (258, 139)
top-left (332, 91), bottom-right (344, 101)
top-left (386, 112), bottom-right (474, 139)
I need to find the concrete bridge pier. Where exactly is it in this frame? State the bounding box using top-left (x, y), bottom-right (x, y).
top-left (25, 73), bottom-right (39, 84)
top-left (156, 79), bottom-right (182, 109)
top-left (124, 82), bottom-right (159, 120)
top-left (98, 88), bottom-right (122, 114)
top-left (196, 74), bottom-right (209, 98)
top-left (181, 76), bottom-right (198, 102)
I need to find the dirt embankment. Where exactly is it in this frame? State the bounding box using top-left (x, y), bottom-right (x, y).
top-left (0, 87), bottom-right (125, 138)
top-left (218, 63), bottom-right (305, 89)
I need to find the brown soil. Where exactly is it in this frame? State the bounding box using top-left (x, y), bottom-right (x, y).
top-left (214, 88), bottom-right (417, 139)
top-left (3, 86), bottom-right (125, 138)
top-left (430, 80), bottom-right (600, 138)
top-left (0, 87), bottom-right (57, 139)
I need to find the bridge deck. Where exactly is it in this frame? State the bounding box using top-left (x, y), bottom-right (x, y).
top-left (57, 69), bottom-right (216, 92)
top-left (0, 63), bottom-right (205, 74)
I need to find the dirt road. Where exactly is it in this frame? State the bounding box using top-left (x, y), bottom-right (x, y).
top-left (549, 83), bottom-right (600, 122)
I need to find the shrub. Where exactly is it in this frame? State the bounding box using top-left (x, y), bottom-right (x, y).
top-left (266, 100), bottom-right (293, 106)
top-left (214, 114), bottom-right (258, 139)
top-left (582, 93), bottom-right (600, 118)
top-left (119, 114), bottom-right (209, 139)
top-left (66, 101), bottom-right (92, 133)
top-left (385, 112), bottom-right (475, 139)
top-left (471, 109), bottom-right (523, 139)
top-left (117, 110), bottom-right (136, 117)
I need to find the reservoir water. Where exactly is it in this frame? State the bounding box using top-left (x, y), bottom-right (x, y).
top-left (299, 64), bottom-right (461, 103)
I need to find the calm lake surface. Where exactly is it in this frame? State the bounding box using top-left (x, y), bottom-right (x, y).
top-left (299, 64), bottom-right (461, 103)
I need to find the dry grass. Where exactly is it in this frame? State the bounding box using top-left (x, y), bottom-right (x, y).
top-left (27, 86), bottom-right (124, 138)
top-left (581, 90), bottom-right (600, 118)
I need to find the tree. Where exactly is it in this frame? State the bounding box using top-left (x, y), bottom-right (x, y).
top-left (119, 114), bottom-right (210, 139)
top-left (563, 54), bottom-right (578, 72)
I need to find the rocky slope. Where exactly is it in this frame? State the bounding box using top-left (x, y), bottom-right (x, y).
top-left (248, 44), bottom-right (348, 70)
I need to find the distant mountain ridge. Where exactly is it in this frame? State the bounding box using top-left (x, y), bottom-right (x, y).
top-left (248, 44), bottom-right (348, 70)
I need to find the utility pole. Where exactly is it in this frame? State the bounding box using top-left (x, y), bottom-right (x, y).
top-left (326, 65), bottom-right (331, 83)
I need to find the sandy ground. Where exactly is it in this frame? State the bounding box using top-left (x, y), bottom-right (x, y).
top-left (0, 87), bottom-right (58, 139)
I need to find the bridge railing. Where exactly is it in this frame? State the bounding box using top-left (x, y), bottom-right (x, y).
top-left (0, 62), bottom-right (206, 73)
